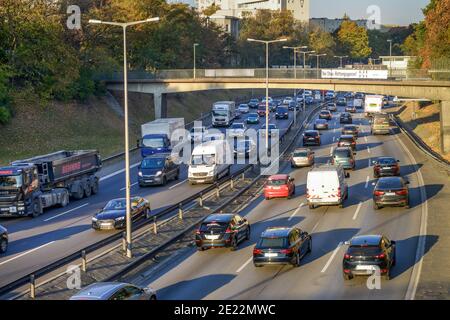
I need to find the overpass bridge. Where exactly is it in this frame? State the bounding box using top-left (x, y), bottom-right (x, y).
top-left (105, 77), bottom-right (450, 153)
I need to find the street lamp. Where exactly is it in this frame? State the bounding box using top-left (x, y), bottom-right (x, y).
top-left (387, 39), bottom-right (393, 77)
top-left (309, 53), bottom-right (327, 78)
top-left (298, 50), bottom-right (315, 78)
top-left (89, 17), bottom-right (160, 259)
top-left (193, 43), bottom-right (199, 79)
top-left (334, 55), bottom-right (348, 68)
top-left (247, 38), bottom-right (287, 152)
top-left (282, 45), bottom-right (307, 79)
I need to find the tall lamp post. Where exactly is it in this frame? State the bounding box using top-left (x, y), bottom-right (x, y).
top-left (334, 55), bottom-right (348, 68)
top-left (247, 38), bottom-right (287, 152)
top-left (387, 39), bottom-right (393, 77)
top-left (193, 43), bottom-right (199, 79)
top-left (89, 17), bottom-right (160, 259)
top-left (298, 50), bottom-right (315, 78)
top-left (309, 53), bottom-right (327, 78)
top-left (282, 45), bottom-right (307, 79)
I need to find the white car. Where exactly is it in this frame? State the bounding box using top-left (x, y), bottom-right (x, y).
top-left (283, 97), bottom-right (294, 104)
top-left (228, 122), bottom-right (246, 138)
top-left (238, 104), bottom-right (250, 114)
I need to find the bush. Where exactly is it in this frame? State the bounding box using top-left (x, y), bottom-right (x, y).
top-left (0, 106), bottom-right (11, 124)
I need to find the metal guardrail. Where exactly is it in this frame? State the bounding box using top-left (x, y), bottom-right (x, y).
top-left (0, 100), bottom-right (324, 299)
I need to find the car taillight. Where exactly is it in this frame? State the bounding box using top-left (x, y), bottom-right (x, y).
top-left (349, 159), bottom-right (354, 164)
top-left (337, 187), bottom-right (341, 197)
top-left (253, 248), bottom-right (262, 255)
top-left (375, 165), bottom-right (380, 172)
top-left (281, 248), bottom-right (293, 254)
top-left (344, 254), bottom-right (352, 260)
top-left (375, 253), bottom-right (386, 259)
top-left (374, 190), bottom-right (385, 196)
top-left (396, 189), bottom-right (408, 195)
top-left (195, 229), bottom-right (201, 235)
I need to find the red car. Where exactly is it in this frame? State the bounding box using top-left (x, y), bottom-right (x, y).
top-left (257, 104), bottom-right (267, 116)
top-left (264, 174), bottom-right (296, 200)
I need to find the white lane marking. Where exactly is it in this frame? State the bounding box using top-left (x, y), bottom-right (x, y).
top-left (332, 136), bottom-right (335, 142)
top-left (169, 179), bottom-right (187, 190)
top-left (0, 241), bottom-right (55, 267)
top-left (321, 242), bottom-right (343, 273)
top-left (99, 163), bottom-right (140, 182)
top-left (364, 136), bottom-right (368, 142)
top-left (367, 146), bottom-right (371, 153)
top-left (288, 202), bottom-right (304, 221)
top-left (330, 146), bottom-right (333, 154)
top-left (236, 256), bottom-right (253, 273)
top-left (120, 182), bottom-right (138, 191)
top-left (352, 202), bottom-right (362, 220)
top-left (365, 176), bottom-right (370, 188)
top-left (311, 220), bottom-right (320, 233)
top-left (44, 203), bottom-right (90, 222)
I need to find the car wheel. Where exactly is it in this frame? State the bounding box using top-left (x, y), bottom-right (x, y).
top-left (339, 202), bottom-right (344, 209)
top-left (73, 184), bottom-right (85, 200)
top-left (31, 199), bottom-right (42, 218)
top-left (308, 240), bottom-right (312, 253)
top-left (309, 204), bottom-right (315, 209)
top-left (265, 197), bottom-right (270, 201)
top-left (230, 236), bottom-right (238, 251)
top-left (59, 192), bottom-right (69, 208)
top-left (245, 228), bottom-right (250, 241)
top-left (84, 182), bottom-right (92, 198)
top-left (149, 295), bottom-right (157, 300)
top-left (343, 273), bottom-right (352, 281)
top-left (161, 176), bottom-right (167, 186)
top-left (383, 270), bottom-right (391, 281)
top-left (0, 238), bottom-right (8, 253)
top-left (254, 263), bottom-right (262, 268)
top-left (293, 253), bottom-right (301, 267)
top-left (197, 246), bottom-right (204, 252)
top-left (373, 202), bottom-right (379, 210)
top-left (175, 169), bottom-right (180, 180)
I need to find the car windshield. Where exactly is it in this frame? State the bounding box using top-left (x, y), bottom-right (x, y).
top-left (142, 137), bottom-right (165, 148)
top-left (248, 113), bottom-right (258, 117)
top-left (340, 137), bottom-right (353, 143)
top-left (213, 110), bottom-right (228, 117)
top-left (276, 107), bottom-right (288, 112)
top-left (104, 199), bottom-right (127, 210)
top-left (293, 151), bottom-right (308, 157)
top-left (377, 158), bottom-right (396, 165)
top-left (262, 124), bottom-right (276, 130)
top-left (141, 158), bottom-right (164, 169)
top-left (267, 179), bottom-right (287, 186)
top-left (231, 123), bottom-right (244, 129)
top-left (258, 237), bottom-right (287, 248)
top-left (191, 154), bottom-right (215, 165)
top-left (236, 140), bottom-right (252, 149)
top-left (0, 175), bottom-right (22, 188)
top-left (304, 131), bottom-right (318, 137)
top-left (377, 178), bottom-right (404, 189)
top-left (334, 149), bottom-right (351, 158)
top-left (250, 99), bottom-right (258, 103)
top-left (239, 104), bottom-right (248, 108)
top-left (344, 126), bottom-right (356, 130)
top-left (200, 221), bottom-right (228, 232)
top-left (348, 246), bottom-right (381, 256)
top-left (190, 127), bottom-right (205, 133)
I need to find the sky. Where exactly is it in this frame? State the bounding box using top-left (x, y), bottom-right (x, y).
top-left (178, 0), bottom-right (429, 26)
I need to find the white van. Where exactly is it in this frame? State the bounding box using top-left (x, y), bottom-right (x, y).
top-left (364, 95), bottom-right (383, 117)
top-left (188, 140), bottom-right (232, 184)
top-left (306, 164), bottom-right (349, 209)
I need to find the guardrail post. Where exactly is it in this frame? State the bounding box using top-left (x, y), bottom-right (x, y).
top-left (178, 203), bottom-right (183, 220)
top-left (122, 231), bottom-right (126, 253)
top-left (153, 216), bottom-right (157, 234)
top-left (81, 250), bottom-right (87, 272)
top-left (216, 184), bottom-right (220, 198)
top-left (241, 173), bottom-right (245, 181)
top-left (199, 192), bottom-right (203, 207)
top-left (30, 274), bottom-right (35, 299)
top-left (230, 178), bottom-right (234, 190)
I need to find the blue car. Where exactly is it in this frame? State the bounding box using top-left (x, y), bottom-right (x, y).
top-left (246, 113), bottom-right (260, 124)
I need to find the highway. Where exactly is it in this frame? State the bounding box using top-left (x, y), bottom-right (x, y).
top-left (138, 104), bottom-right (433, 300)
top-left (0, 100), bottom-right (311, 288)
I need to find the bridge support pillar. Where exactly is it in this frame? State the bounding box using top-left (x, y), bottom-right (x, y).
top-left (440, 100), bottom-right (450, 154)
top-left (154, 92), bottom-right (167, 119)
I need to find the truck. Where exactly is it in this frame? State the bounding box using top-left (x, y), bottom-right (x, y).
top-left (188, 140), bottom-right (232, 185)
top-left (0, 150), bottom-right (102, 218)
top-left (212, 101), bottom-right (236, 127)
top-left (364, 95), bottom-right (384, 117)
top-left (139, 118), bottom-right (185, 158)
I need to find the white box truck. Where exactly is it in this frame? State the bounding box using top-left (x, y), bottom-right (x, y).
top-left (353, 98), bottom-right (363, 109)
top-left (364, 95), bottom-right (384, 117)
top-left (139, 118), bottom-right (185, 158)
top-left (212, 101), bottom-right (236, 127)
top-left (188, 140), bottom-right (232, 184)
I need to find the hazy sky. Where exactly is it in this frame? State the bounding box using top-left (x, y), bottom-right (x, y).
top-left (180, 0), bottom-right (429, 26)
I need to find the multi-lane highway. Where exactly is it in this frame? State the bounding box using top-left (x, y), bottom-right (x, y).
top-left (0, 101), bottom-right (309, 288)
top-left (138, 104), bottom-right (431, 300)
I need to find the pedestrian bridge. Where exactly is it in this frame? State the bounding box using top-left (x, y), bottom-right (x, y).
top-left (105, 77), bottom-right (450, 152)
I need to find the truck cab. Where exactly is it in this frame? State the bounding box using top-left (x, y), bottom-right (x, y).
top-left (139, 133), bottom-right (171, 158)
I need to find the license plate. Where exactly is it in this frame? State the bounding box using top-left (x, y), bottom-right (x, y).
top-left (100, 223), bottom-right (113, 228)
top-left (197, 180), bottom-right (205, 183)
top-left (271, 186), bottom-right (281, 190)
top-left (355, 265), bottom-right (376, 271)
top-left (264, 253), bottom-right (278, 257)
top-left (205, 235), bottom-right (219, 240)
top-left (9, 207), bottom-right (17, 213)
top-left (385, 192), bottom-right (396, 196)
top-left (382, 167), bottom-right (391, 170)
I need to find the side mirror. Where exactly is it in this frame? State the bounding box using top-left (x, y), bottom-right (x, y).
top-left (345, 172), bottom-right (350, 178)
top-left (372, 182), bottom-right (376, 186)
top-left (405, 180), bottom-right (410, 185)
top-left (372, 160), bottom-right (377, 164)
top-left (136, 139), bottom-right (141, 148)
top-left (397, 160), bottom-right (400, 162)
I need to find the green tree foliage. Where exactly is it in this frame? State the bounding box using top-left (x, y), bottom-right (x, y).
top-left (0, 65), bottom-right (12, 124)
top-left (336, 19), bottom-right (372, 59)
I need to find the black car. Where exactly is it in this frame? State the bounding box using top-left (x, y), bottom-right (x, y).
top-left (340, 112), bottom-right (352, 124)
top-left (303, 130), bottom-right (321, 146)
top-left (319, 110), bottom-right (332, 120)
top-left (275, 106), bottom-right (289, 119)
top-left (195, 213), bottom-right (250, 251)
top-left (248, 98), bottom-right (259, 109)
top-left (0, 225), bottom-right (8, 253)
top-left (337, 135), bottom-right (356, 151)
top-left (92, 197), bottom-right (151, 230)
top-left (269, 101), bottom-right (277, 112)
top-left (138, 154), bottom-right (180, 187)
top-left (337, 97), bottom-right (347, 106)
top-left (373, 157), bottom-right (400, 178)
top-left (343, 235), bottom-right (396, 280)
top-left (287, 101), bottom-right (297, 111)
top-left (373, 176), bottom-right (410, 209)
top-left (253, 227), bottom-right (312, 267)
top-left (342, 125), bottom-right (359, 138)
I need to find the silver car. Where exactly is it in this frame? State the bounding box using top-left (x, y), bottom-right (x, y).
top-left (291, 148), bottom-right (315, 168)
top-left (69, 282), bottom-right (156, 300)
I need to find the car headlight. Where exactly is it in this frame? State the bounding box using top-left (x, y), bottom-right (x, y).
top-left (115, 216), bottom-right (125, 221)
top-left (138, 171), bottom-right (143, 177)
top-left (155, 171), bottom-right (162, 176)
top-left (92, 217), bottom-right (98, 222)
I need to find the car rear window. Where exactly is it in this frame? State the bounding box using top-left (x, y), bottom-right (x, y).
top-left (276, 107), bottom-right (288, 112)
top-left (258, 237), bottom-right (287, 248)
top-left (348, 246), bottom-right (381, 256)
top-left (377, 178), bottom-right (403, 189)
top-left (267, 179), bottom-right (287, 186)
top-left (378, 158), bottom-right (396, 165)
top-left (200, 221), bottom-right (228, 232)
top-left (294, 151), bottom-right (308, 157)
top-left (334, 149), bottom-right (351, 158)
top-left (339, 137), bottom-right (354, 142)
top-left (344, 126), bottom-right (356, 130)
top-left (304, 131), bottom-right (318, 137)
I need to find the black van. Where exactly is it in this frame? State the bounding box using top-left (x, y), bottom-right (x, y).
top-left (138, 153), bottom-right (180, 187)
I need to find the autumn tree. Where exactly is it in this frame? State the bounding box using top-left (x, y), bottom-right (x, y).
top-left (336, 18), bottom-right (372, 60)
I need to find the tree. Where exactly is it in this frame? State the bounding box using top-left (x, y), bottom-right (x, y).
top-left (202, 4), bottom-right (221, 17)
top-left (336, 18), bottom-right (372, 59)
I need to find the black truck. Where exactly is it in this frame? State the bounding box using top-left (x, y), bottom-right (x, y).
top-left (0, 150), bottom-right (102, 218)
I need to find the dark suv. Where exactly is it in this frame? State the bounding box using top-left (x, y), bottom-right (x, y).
top-left (373, 176), bottom-right (410, 209)
top-left (303, 130), bottom-right (321, 146)
top-left (195, 213), bottom-right (250, 251)
top-left (253, 227), bottom-right (312, 267)
top-left (343, 235), bottom-right (396, 280)
top-left (340, 112), bottom-right (352, 124)
top-left (0, 225), bottom-right (8, 253)
top-left (373, 157), bottom-right (400, 178)
top-left (138, 153), bottom-right (180, 187)
top-left (275, 106), bottom-right (289, 119)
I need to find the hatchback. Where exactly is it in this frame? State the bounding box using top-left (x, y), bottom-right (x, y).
top-left (331, 147), bottom-right (356, 170)
top-left (340, 112), bottom-right (352, 124)
top-left (303, 130), bottom-right (321, 146)
top-left (314, 118), bottom-right (329, 130)
top-left (319, 110), bottom-right (332, 120)
top-left (291, 148), bottom-right (315, 168)
top-left (337, 135), bottom-right (356, 151)
top-left (246, 113), bottom-right (260, 124)
top-left (373, 157), bottom-right (400, 178)
top-left (238, 104), bottom-right (250, 114)
top-left (327, 103), bottom-right (337, 112)
top-left (264, 174), bottom-right (295, 200)
top-left (195, 213), bottom-right (250, 251)
top-left (341, 125), bottom-right (359, 138)
top-left (343, 235), bottom-right (396, 281)
top-left (253, 227), bottom-right (312, 267)
top-left (70, 282), bottom-right (157, 300)
top-left (373, 176), bottom-right (410, 209)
